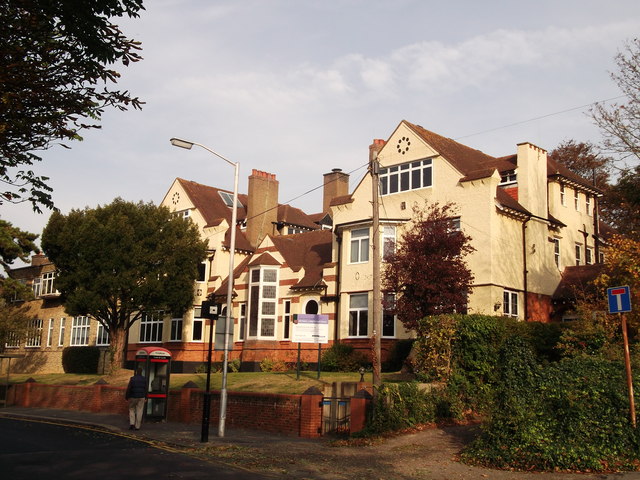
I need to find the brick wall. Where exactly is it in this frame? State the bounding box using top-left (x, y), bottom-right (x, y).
top-left (7, 380), bottom-right (338, 438)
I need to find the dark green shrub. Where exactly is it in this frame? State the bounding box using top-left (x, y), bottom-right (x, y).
top-left (364, 383), bottom-right (438, 434)
top-left (61, 346), bottom-right (100, 373)
top-left (464, 340), bottom-right (640, 471)
top-left (321, 343), bottom-right (368, 372)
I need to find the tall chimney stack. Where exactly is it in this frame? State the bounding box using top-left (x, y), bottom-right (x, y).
top-left (323, 168), bottom-right (349, 213)
top-left (369, 139), bottom-right (386, 163)
top-left (246, 169), bottom-right (279, 249)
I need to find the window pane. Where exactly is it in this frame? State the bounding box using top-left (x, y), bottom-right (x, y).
top-left (262, 302), bottom-right (276, 315)
top-left (360, 238), bottom-right (369, 262)
top-left (359, 311), bottom-right (368, 336)
top-left (423, 166), bottom-right (432, 187)
top-left (400, 171), bottom-right (410, 191)
top-left (350, 294), bottom-right (368, 308)
top-left (263, 285), bottom-right (276, 299)
top-left (263, 269), bottom-right (277, 282)
top-left (260, 318), bottom-right (275, 337)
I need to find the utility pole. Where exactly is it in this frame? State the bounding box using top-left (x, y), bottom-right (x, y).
top-left (371, 149), bottom-right (382, 390)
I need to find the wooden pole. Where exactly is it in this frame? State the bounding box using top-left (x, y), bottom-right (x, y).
top-left (371, 155), bottom-right (381, 390)
top-left (621, 313), bottom-right (636, 428)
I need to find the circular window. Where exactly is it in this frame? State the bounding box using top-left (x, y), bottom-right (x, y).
top-left (396, 136), bottom-right (410, 155)
top-left (305, 300), bottom-right (319, 315)
top-left (171, 191), bottom-right (180, 205)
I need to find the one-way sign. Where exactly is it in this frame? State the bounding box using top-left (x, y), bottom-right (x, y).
top-left (608, 286), bottom-right (632, 313)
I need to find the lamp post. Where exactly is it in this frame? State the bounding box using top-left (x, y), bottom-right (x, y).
top-left (170, 137), bottom-right (238, 438)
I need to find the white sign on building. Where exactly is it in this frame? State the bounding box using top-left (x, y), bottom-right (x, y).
top-left (292, 314), bottom-right (329, 344)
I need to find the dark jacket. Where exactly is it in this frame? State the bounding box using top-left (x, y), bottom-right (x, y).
top-left (125, 374), bottom-right (147, 399)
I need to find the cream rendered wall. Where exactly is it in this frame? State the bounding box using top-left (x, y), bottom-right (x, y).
top-left (333, 123), bottom-right (507, 338)
top-left (548, 181), bottom-right (598, 270)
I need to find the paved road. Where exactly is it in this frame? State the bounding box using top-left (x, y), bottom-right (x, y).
top-left (0, 417), bottom-right (269, 480)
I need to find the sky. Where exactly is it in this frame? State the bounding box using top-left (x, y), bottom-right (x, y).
top-left (5, 0), bottom-right (640, 251)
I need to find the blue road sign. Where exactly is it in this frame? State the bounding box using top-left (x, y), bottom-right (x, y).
top-left (608, 286), bottom-right (632, 313)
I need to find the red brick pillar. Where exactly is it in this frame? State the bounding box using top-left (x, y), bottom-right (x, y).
top-left (22, 378), bottom-right (37, 407)
top-left (180, 382), bottom-right (199, 423)
top-left (92, 379), bottom-right (108, 413)
top-left (350, 389), bottom-right (373, 434)
top-left (299, 386), bottom-right (323, 438)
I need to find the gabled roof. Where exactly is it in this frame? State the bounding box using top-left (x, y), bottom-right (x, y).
top-left (270, 230), bottom-right (333, 289)
top-left (404, 121), bottom-right (499, 176)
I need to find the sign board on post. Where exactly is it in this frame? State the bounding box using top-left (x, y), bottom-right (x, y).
top-left (292, 314), bottom-right (329, 344)
top-left (608, 286), bottom-right (632, 314)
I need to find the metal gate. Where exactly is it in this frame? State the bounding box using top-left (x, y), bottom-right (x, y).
top-left (322, 397), bottom-right (350, 435)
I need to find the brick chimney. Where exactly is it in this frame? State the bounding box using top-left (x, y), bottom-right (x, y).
top-left (369, 138), bottom-right (386, 163)
top-left (323, 168), bottom-right (349, 213)
top-left (246, 169), bottom-right (279, 248)
top-left (31, 254), bottom-right (48, 266)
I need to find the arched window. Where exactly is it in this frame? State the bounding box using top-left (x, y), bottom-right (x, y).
top-left (304, 299), bottom-right (319, 315)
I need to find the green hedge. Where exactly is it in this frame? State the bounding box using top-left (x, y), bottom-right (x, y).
top-left (320, 343), bottom-right (369, 372)
top-left (62, 346), bottom-right (100, 373)
top-left (464, 337), bottom-right (640, 471)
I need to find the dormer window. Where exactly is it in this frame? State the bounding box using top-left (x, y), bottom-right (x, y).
top-left (500, 170), bottom-right (517, 185)
top-left (219, 191), bottom-right (243, 209)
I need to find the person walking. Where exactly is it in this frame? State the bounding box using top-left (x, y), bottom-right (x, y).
top-left (125, 367), bottom-right (147, 430)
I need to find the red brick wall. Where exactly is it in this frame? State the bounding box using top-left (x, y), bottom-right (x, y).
top-left (8, 381), bottom-right (328, 438)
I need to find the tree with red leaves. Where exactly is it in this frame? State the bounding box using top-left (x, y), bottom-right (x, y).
top-left (382, 202), bottom-right (475, 331)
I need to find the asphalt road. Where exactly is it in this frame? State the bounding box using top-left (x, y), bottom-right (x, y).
top-left (0, 417), bottom-right (268, 480)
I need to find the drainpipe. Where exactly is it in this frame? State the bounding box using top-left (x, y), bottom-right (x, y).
top-left (522, 218), bottom-right (530, 322)
top-left (334, 232), bottom-right (342, 344)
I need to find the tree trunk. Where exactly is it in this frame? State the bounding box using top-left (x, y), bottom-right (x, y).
top-left (108, 327), bottom-right (128, 375)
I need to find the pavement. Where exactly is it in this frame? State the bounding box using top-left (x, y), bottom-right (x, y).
top-left (0, 405), bottom-right (308, 451)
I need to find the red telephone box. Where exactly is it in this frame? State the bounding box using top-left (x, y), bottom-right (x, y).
top-left (135, 346), bottom-right (171, 421)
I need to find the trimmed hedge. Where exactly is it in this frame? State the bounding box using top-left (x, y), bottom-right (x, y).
top-left (62, 346), bottom-right (100, 373)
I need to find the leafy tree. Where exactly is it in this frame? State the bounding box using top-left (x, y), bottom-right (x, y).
top-left (604, 164), bottom-right (640, 238)
top-left (382, 202), bottom-right (475, 331)
top-left (548, 140), bottom-right (611, 188)
top-left (590, 38), bottom-right (640, 238)
top-left (591, 38), bottom-right (640, 165)
top-left (41, 199), bottom-right (208, 372)
top-left (0, 219), bottom-right (39, 350)
top-left (1, 0), bottom-right (145, 212)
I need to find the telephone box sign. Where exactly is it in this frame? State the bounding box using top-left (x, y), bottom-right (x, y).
top-left (608, 286), bottom-right (632, 314)
top-left (292, 314), bottom-right (329, 344)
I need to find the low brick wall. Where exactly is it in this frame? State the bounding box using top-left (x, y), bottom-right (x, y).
top-left (7, 381), bottom-right (336, 438)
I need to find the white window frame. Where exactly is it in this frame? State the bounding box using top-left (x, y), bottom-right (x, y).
top-left (170, 317), bottom-right (183, 342)
top-left (382, 226), bottom-right (396, 261)
top-left (304, 299), bottom-right (319, 315)
top-left (47, 318), bottom-right (54, 347)
top-left (32, 277), bottom-right (41, 297)
top-left (553, 238), bottom-right (561, 269)
top-left (574, 189), bottom-right (580, 211)
top-left (348, 293), bottom-right (369, 337)
top-left (139, 311), bottom-right (164, 343)
top-left (5, 331), bottom-right (20, 348)
top-left (196, 261), bottom-right (206, 283)
top-left (25, 319), bottom-right (43, 347)
top-left (350, 228), bottom-right (370, 264)
top-left (41, 271), bottom-right (57, 296)
top-left (560, 184), bottom-right (566, 206)
top-left (585, 195), bottom-right (592, 216)
top-left (575, 244), bottom-right (582, 266)
top-left (58, 318), bottom-right (66, 346)
top-left (499, 170), bottom-right (517, 185)
top-left (586, 246), bottom-right (594, 265)
top-left (96, 323), bottom-right (110, 346)
top-left (248, 267), bottom-right (279, 339)
top-left (380, 158), bottom-right (433, 195)
top-left (503, 290), bottom-right (519, 318)
top-left (191, 306), bottom-right (204, 342)
top-left (238, 303), bottom-right (247, 341)
top-left (382, 293), bottom-right (396, 338)
top-left (70, 316), bottom-right (90, 346)
top-left (282, 300), bottom-right (291, 340)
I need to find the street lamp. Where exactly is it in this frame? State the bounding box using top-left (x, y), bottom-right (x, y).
top-left (170, 137), bottom-right (238, 439)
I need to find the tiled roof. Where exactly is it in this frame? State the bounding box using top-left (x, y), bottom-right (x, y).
top-left (405, 121), bottom-right (498, 176)
top-left (270, 230), bottom-right (333, 289)
top-left (277, 204), bottom-right (319, 230)
top-left (547, 157), bottom-right (603, 195)
top-left (553, 264), bottom-right (604, 300)
top-left (177, 178), bottom-right (321, 252)
top-left (495, 188), bottom-right (530, 217)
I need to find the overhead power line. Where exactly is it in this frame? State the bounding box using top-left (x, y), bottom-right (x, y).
top-left (454, 95), bottom-right (628, 141)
